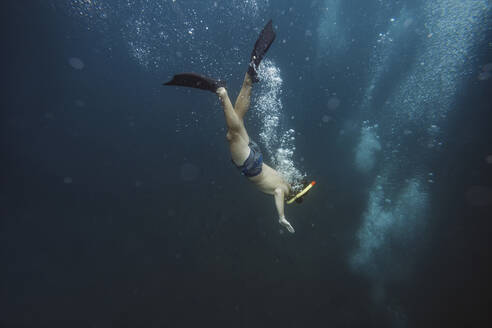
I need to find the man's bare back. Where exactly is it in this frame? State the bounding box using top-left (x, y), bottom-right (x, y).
top-left (249, 163), bottom-right (290, 196)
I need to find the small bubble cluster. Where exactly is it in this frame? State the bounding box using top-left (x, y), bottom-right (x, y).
top-left (64, 1), bottom-right (271, 72)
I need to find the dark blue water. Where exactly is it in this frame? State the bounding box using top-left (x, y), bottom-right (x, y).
top-left (2, 1), bottom-right (491, 327)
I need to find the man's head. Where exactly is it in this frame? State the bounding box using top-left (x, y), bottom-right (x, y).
top-left (287, 179), bottom-right (312, 204)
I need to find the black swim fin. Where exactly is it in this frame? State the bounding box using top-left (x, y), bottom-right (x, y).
top-left (248, 19), bottom-right (276, 83)
top-left (163, 73), bottom-right (226, 93)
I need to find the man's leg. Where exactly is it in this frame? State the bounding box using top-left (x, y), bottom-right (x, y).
top-left (217, 87), bottom-right (250, 165)
top-left (234, 73), bottom-right (253, 120)
top-left (233, 19), bottom-right (276, 119)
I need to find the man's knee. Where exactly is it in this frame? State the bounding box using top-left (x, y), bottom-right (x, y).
top-left (226, 118), bottom-right (244, 135)
top-left (226, 130), bottom-right (236, 141)
top-left (226, 130), bottom-right (242, 141)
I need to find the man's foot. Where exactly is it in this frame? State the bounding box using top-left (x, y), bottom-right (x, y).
top-left (247, 61), bottom-right (260, 83)
top-left (216, 87), bottom-right (227, 98)
top-left (248, 19), bottom-right (276, 83)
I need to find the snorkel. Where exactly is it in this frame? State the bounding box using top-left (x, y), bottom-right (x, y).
top-left (286, 181), bottom-right (316, 204)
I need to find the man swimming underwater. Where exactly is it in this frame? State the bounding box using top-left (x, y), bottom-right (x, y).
top-left (164, 20), bottom-right (300, 233)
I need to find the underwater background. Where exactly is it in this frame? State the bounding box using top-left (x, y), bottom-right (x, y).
top-left (2, 1), bottom-right (491, 327)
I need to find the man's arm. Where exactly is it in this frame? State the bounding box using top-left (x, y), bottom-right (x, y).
top-left (274, 188), bottom-right (295, 233)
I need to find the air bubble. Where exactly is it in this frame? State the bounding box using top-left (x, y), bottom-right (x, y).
top-left (327, 97), bottom-right (340, 110)
top-left (68, 57), bottom-right (84, 70)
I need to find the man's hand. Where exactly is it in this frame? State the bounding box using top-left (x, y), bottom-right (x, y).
top-left (279, 216), bottom-right (295, 233)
